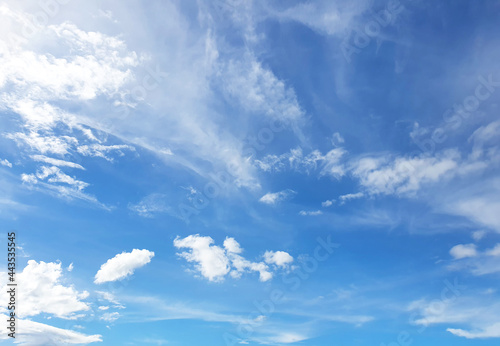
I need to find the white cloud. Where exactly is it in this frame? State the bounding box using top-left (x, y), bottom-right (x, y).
top-left (31, 155), bottom-right (85, 170)
top-left (486, 244), bottom-right (500, 257)
top-left (174, 235), bottom-right (230, 282)
top-left (221, 52), bottom-right (305, 127)
top-left (0, 260), bottom-right (89, 319)
top-left (0, 159), bottom-right (12, 167)
top-left (452, 193), bottom-right (500, 233)
top-left (76, 144), bottom-right (134, 161)
top-left (95, 291), bottom-right (122, 307)
top-left (472, 230), bottom-right (486, 241)
top-left (448, 322), bottom-right (500, 339)
top-left (299, 210), bottom-right (323, 216)
top-left (22, 165), bottom-right (89, 191)
top-left (321, 199), bottom-right (335, 207)
top-left (67, 262), bottom-right (74, 272)
top-left (409, 295), bottom-right (500, 340)
top-left (0, 315), bottom-right (102, 346)
top-left (259, 189), bottom-right (296, 205)
top-left (339, 192), bottom-right (364, 204)
top-left (271, 1), bottom-right (371, 37)
top-left (129, 193), bottom-right (171, 218)
top-left (256, 147), bottom-right (346, 178)
top-left (266, 332), bottom-right (308, 344)
top-left (174, 235), bottom-right (292, 282)
top-left (331, 132), bottom-right (345, 146)
top-left (450, 244), bottom-right (478, 259)
top-left (264, 251), bottom-right (294, 268)
top-left (351, 151), bottom-right (459, 196)
top-left (100, 312), bottom-right (120, 322)
top-left (224, 237), bottom-right (243, 254)
top-left (94, 249), bottom-right (155, 284)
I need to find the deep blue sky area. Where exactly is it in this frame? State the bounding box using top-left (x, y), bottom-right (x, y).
top-left (1, 0), bottom-right (500, 345)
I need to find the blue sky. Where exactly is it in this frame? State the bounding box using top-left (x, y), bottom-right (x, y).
top-left (1, 0), bottom-right (500, 345)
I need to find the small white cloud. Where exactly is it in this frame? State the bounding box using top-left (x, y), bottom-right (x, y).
top-left (264, 251), bottom-right (293, 268)
top-left (321, 199), bottom-right (335, 207)
top-left (299, 210), bottom-right (323, 216)
top-left (100, 312), bottom-right (120, 322)
top-left (331, 132), bottom-right (345, 146)
top-left (98, 306), bottom-right (109, 311)
top-left (259, 189), bottom-right (296, 205)
top-left (77, 144), bottom-right (134, 161)
top-left (94, 249), bottom-right (155, 284)
top-left (339, 192), bottom-right (364, 204)
top-left (486, 244), bottom-right (500, 257)
top-left (67, 263), bottom-right (74, 272)
top-left (447, 323), bottom-right (500, 339)
top-left (31, 155), bottom-right (84, 170)
top-left (472, 230), bottom-right (486, 241)
top-left (450, 244), bottom-right (478, 259)
top-left (0, 159), bottom-right (12, 167)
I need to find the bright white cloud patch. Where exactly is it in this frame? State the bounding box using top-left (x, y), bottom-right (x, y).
top-left (339, 192), bottom-right (364, 204)
top-left (448, 322), bottom-right (500, 339)
top-left (450, 244), bottom-right (478, 259)
top-left (264, 251), bottom-right (294, 267)
top-left (259, 189), bottom-right (296, 205)
top-left (174, 235), bottom-right (293, 282)
top-left (0, 159), bottom-right (12, 167)
top-left (0, 260), bottom-right (89, 319)
top-left (0, 315), bottom-right (102, 345)
top-left (94, 249), bottom-right (155, 284)
top-left (174, 235), bottom-right (230, 282)
top-left (322, 199), bottom-right (335, 207)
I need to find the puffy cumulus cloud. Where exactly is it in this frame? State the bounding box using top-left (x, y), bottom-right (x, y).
top-left (255, 147), bottom-right (346, 178)
top-left (223, 237), bottom-right (243, 254)
top-left (0, 260), bottom-right (90, 319)
top-left (259, 189), bottom-right (296, 205)
top-left (0, 315), bottom-right (102, 345)
top-left (450, 244), bottom-right (478, 259)
top-left (264, 251), bottom-right (294, 268)
top-left (174, 235), bottom-right (231, 282)
top-left (94, 249), bottom-right (155, 284)
top-left (174, 235), bottom-right (293, 282)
